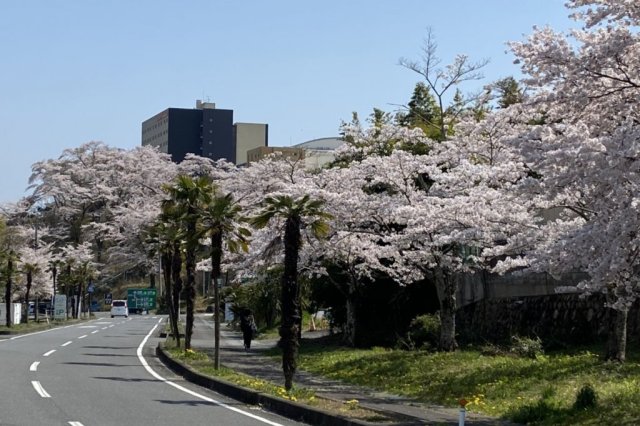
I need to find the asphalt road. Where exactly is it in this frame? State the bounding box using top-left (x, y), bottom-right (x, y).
top-left (0, 314), bottom-right (304, 426)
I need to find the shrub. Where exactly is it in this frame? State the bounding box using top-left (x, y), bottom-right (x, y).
top-left (479, 342), bottom-right (506, 356)
top-left (574, 384), bottom-right (598, 410)
top-left (510, 335), bottom-right (544, 359)
top-left (404, 313), bottom-right (440, 350)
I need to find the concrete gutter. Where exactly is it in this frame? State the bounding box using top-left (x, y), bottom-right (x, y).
top-left (156, 344), bottom-right (423, 426)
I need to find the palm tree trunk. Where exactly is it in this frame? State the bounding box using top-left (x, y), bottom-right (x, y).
top-left (606, 307), bottom-right (628, 362)
top-left (211, 232), bottom-right (223, 370)
top-left (171, 242), bottom-right (183, 348)
top-left (184, 221), bottom-right (197, 351)
top-left (281, 216), bottom-right (301, 391)
top-left (162, 252), bottom-right (180, 348)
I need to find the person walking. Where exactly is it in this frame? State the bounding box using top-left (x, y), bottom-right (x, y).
top-left (240, 309), bottom-right (257, 350)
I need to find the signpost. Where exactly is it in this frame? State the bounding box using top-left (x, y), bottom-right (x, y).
top-left (104, 293), bottom-right (112, 305)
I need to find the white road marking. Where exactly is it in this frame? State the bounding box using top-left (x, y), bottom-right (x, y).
top-left (30, 361), bottom-right (40, 372)
top-left (31, 381), bottom-right (51, 398)
top-left (108, 325), bottom-right (114, 328)
top-left (152, 316), bottom-right (158, 319)
top-left (78, 326), bottom-right (97, 329)
top-left (9, 326), bottom-right (64, 340)
top-left (101, 327), bottom-right (108, 330)
top-left (43, 350), bottom-right (56, 357)
top-left (91, 330), bottom-right (99, 334)
top-left (61, 341), bottom-right (72, 347)
top-left (137, 325), bottom-right (283, 426)
top-left (78, 335), bottom-right (87, 339)
top-left (68, 422), bottom-right (84, 426)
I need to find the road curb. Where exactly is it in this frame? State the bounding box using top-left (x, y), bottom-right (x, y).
top-left (156, 344), bottom-right (421, 426)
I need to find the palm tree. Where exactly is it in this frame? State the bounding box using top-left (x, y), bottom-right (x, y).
top-left (199, 184), bottom-right (250, 369)
top-left (250, 194), bottom-right (331, 390)
top-left (147, 215), bottom-right (182, 348)
top-left (163, 175), bottom-right (210, 351)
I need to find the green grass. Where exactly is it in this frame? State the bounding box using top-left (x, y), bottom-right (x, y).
top-left (162, 344), bottom-right (393, 422)
top-left (291, 338), bottom-right (640, 425)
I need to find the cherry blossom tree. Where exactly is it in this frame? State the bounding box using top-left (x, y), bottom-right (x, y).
top-left (329, 117), bottom-right (534, 351)
top-left (506, 0), bottom-right (640, 361)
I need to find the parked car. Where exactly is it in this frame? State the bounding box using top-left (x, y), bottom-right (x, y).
top-left (110, 300), bottom-right (128, 318)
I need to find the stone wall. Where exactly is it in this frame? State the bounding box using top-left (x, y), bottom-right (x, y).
top-left (457, 293), bottom-right (640, 345)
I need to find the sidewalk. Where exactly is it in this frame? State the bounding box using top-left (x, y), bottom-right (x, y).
top-left (190, 314), bottom-right (510, 425)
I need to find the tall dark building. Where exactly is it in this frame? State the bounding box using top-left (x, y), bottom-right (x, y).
top-left (141, 100), bottom-right (267, 164)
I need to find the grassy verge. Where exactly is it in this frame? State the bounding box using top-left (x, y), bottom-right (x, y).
top-left (163, 343), bottom-right (393, 423)
top-left (290, 337), bottom-right (640, 425)
top-left (0, 317), bottom-right (91, 334)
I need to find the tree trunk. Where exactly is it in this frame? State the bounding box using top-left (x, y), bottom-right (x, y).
top-left (171, 242), bottom-right (183, 348)
top-left (24, 271), bottom-right (32, 324)
top-left (281, 216), bottom-right (301, 391)
top-left (5, 258), bottom-right (13, 327)
top-left (184, 220), bottom-right (197, 351)
top-left (606, 307), bottom-right (628, 363)
top-left (211, 232), bottom-right (223, 370)
top-left (436, 269), bottom-right (458, 352)
top-left (162, 252), bottom-right (179, 348)
top-left (343, 276), bottom-right (358, 346)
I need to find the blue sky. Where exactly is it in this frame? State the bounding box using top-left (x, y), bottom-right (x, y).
top-left (0, 1), bottom-right (574, 203)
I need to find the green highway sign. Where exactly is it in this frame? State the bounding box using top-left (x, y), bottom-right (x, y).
top-left (127, 288), bottom-right (157, 312)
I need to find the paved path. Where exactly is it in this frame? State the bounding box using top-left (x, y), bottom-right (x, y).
top-left (191, 315), bottom-right (511, 425)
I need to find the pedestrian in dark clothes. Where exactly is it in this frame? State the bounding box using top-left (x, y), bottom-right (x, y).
top-left (240, 309), bottom-right (257, 350)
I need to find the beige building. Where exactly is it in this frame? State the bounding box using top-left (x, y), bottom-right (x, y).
top-left (235, 123), bottom-right (269, 166)
top-left (246, 146), bottom-right (305, 164)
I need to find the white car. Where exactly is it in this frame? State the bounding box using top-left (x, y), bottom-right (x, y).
top-left (110, 300), bottom-right (128, 318)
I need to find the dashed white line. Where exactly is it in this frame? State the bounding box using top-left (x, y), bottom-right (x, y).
top-left (31, 381), bottom-right (51, 398)
top-left (61, 341), bottom-right (72, 347)
top-left (43, 349), bottom-right (56, 357)
top-left (108, 325), bottom-right (114, 328)
top-left (101, 327), bottom-right (108, 330)
top-left (68, 421), bottom-right (84, 426)
top-left (30, 361), bottom-right (40, 372)
top-left (91, 330), bottom-right (99, 334)
top-left (78, 335), bottom-right (87, 339)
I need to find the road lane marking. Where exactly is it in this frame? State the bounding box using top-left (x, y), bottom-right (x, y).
top-left (91, 330), bottom-right (99, 334)
top-left (43, 350), bottom-right (56, 357)
top-left (9, 327), bottom-right (64, 340)
top-left (31, 381), bottom-right (51, 398)
top-left (137, 325), bottom-right (284, 426)
top-left (101, 327), bottom-right (108, 330)
top-left (30, 362), bottom-right (40, 372)
top-left (61, 341), bottom-right (72, 347)
top-left (69, 422), bottom-right (84, 426)
top-left (108, 325), bottom-right (114, 328)
top-left (78, 326), bottom-right (97, 328)
top-left (78, 335), bottom-right (87, 339)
